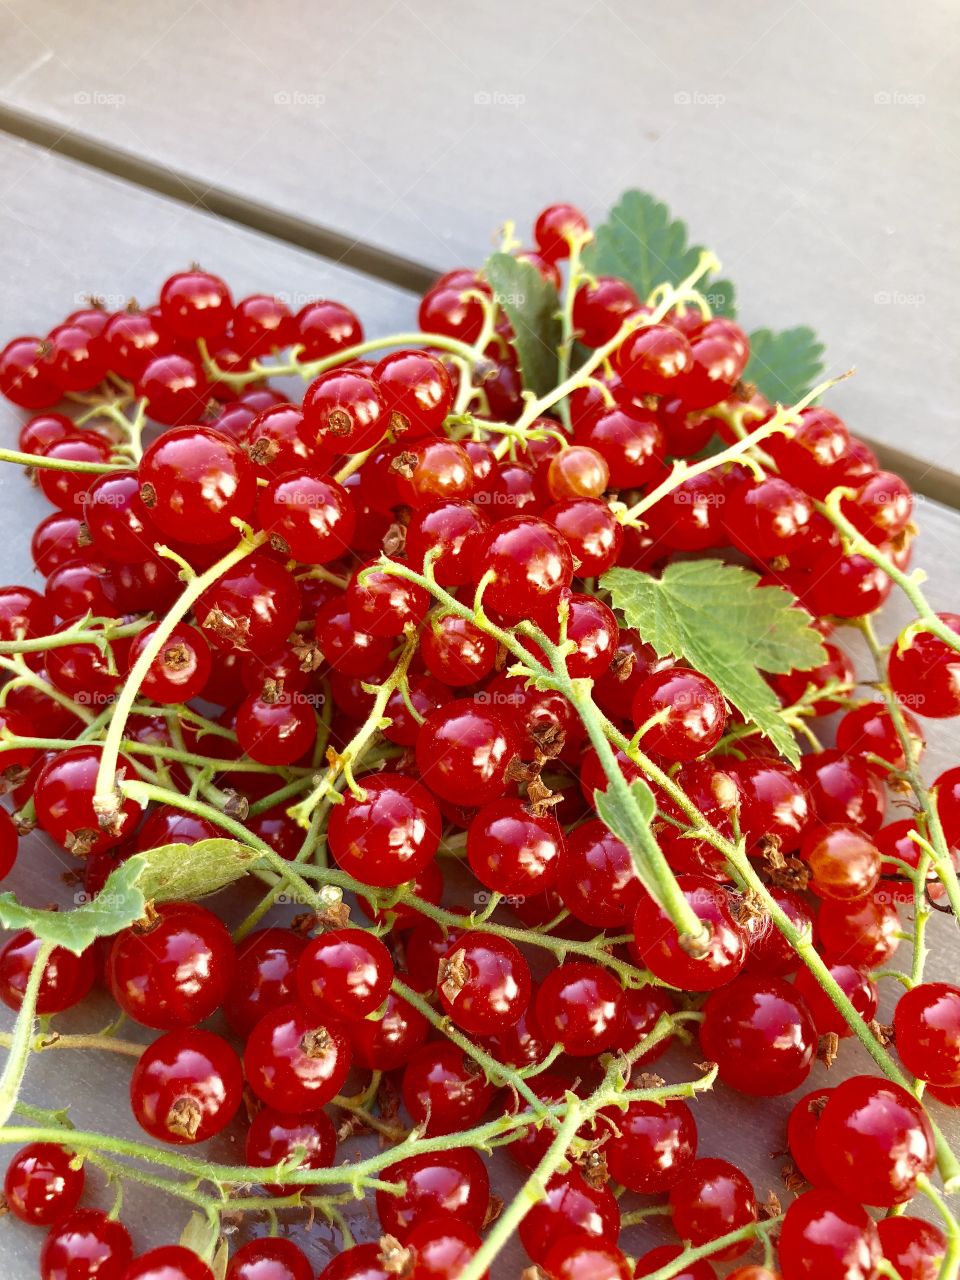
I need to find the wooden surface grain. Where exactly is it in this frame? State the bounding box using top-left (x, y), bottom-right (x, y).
top-left (0, 0), bottom-right (957, 494)
top-left (0, 13), bottom-right (958, 1273)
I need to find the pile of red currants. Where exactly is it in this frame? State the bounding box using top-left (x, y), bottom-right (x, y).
top-left (0, 199), bottom-right (958, 1280)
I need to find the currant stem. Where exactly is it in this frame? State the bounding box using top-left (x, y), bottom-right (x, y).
top-left (0, 941), bottom-right (54, 1126)
top-left (92, 530), bottom-right (266, 826)
top-left (0, 447), bottom-right (124, 473)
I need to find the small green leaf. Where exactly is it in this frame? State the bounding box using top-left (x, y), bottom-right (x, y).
top-left (180, 1212), bottom-right (220, 1264)
top-left (746, 327), bottom-right (825, 405)
top-left (594, 777), bottom-right (657, 835)
top-left (601, 560), bottom-right (828, 765)
top-left (582, 190), bottom-right (736, 316)
top-left (0, 839), bottom-right (259, 955)
top-left (133, 838), bottom-right (260, 903)
top-left (483, 252), bottom-right (560, 396)
top-left (0, 859), bottom-right (148, 956)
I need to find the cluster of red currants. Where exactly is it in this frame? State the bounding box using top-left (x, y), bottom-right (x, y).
top-left (0, 200), bottom-right (958, 1280)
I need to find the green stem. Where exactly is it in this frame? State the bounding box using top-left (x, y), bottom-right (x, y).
top-left (93, 530), bottom-right (266, 825)
top-left (0, 941), bottom-right (54, 1125)
top-left (0, 447), bottom-right (124, 473)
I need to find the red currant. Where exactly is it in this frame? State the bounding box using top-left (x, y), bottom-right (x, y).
top-left (160, 270), bottom-right (232, 340)
top-left (668, 1157), bottom-right (757, 1260)
top-left (295, 299), bottom-right (363, 360)
top-left (700, 973), bottom-right (817, 1095)
top-left (39, 1209), bottom-right (133, 1280)
top-left (893, 981), bottom-right (960, 1085)
top-left (296, 927), bottom-right (394, 1021)
top-left (3, 1142), bottom-right (84, 1225)
top-left (245, 1106), bottom-right (336, 1196)
top-left (632, 874), bottom-right (747, 990)
top-left (466, 798), bottom-right (563, 897)
top-left (777, 1188), bottom-right (881, 1280)
top-left (327, 772), bottom-right (441, 887)
top-left (534, 962), bottom-right (623, 1055)
top-left (401, 1041), bottom-right (495, 1135)
top-left (226, 1238), bottom-right (314, 1280)
top-left (378, 1148), bottom-right (489, 1236)
top-left (223, 928), bottom-right (305, 1037)
top-left (244, 1003), bottom-right (351, 1111)
top-left (302, 368), bottom-right (387, 453)
top-left (438, 930), bottom-right (531, 1034)
top-left (518, 1170), bottom-right (619, 1265)
top-left (415, 699), bottom-right (521, 807)
top-left (129, 1028), bottom-right (242, 1144)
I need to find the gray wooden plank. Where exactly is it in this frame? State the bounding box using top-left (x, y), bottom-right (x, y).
top-left (0, 0), bottom-right (958, 493)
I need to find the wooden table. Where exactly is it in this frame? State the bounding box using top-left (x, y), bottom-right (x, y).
top-left (0, 3), bottom-right (958, 1273)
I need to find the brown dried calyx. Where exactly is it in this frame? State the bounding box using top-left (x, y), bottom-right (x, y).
top-left (161, 641), bottom-right (191, 672)
top-left (438, 947), bottom-right (469, 1003)
top-left (167, 1096), bottom-right (203, 1140)
top-left (762, 843), bottom-right (810, 892)
top-left (378, 1236), bottom-right (414, 1276)
top-left (301, 1027), bottom-right (334, 1059)
top-left (202, 607), bottom-right (251, 650)
top-left (388, 451), bottom-right (418, 479)
top-left (818, 1032), bottom-right (840, 1069)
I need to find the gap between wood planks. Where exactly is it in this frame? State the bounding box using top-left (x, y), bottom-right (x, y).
top-left (0, 101), bottom-right (957, 512)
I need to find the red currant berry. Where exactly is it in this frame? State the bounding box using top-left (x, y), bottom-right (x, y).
top-left (555, 820), bottom-right (639, 928)
top-left (631, 666), bottom-right (727, 761)
top-left (196, 553), bottom-right (301, 656)
top-left (602, 1096), bottom-right (697, 1193)
top-left (466, 799), bottom-right (563, 897)
top-left (401, 1041), bottom-right (495, 1136)
top-left (669, 1158), bottom-right (758, 1260)
top-left (617, 324), bottom-right (693, 396)
top-left (887, 614), bottom-right (960, 719)
top-left (843, 470), bottom-right (913, 545)
top-left (160, 270), bottom-right (232, 340)
top-left (475, 516), bottom-right (573, 622)
top-left (224, 928), bottom-right (305, 1037)
top-left (535, 961), bottom-right (624, 1055)
top-left (137, 353), bottom-right (211, 426)
top-left (518, 1170), bottom-right (619, 1266)
top-left (126, 622), bottom-right (211, 704)
top-left (406, 499), bottom-right (488, 586)
top-left (244, 1003), bottom-right (351, 1112)
top-left (44, 323), bottom-right (108, 393)
top-left (3, 1142), bottom-right (84, 1225)
top-left (314, 596), bottom-right (392, 675)
top-left (800, 750), bottom-right (886, 832)
top-left (236, 690), bottom-right (316, 765)
top-left (232, 293), bottom-right (295, 356)
top-left (533, 203), bottom-right (589, 261)
top-left (374, 349), bottom-right (454, 437)
top-left (39, 1209), bottom-right (133, 1280)
top-left (349, 989), bottom-right (429, 1071)
top-left (139, 426), bottom-right (256, 544)
top-left (327, 772), bottom-right (441, 887)
top-left (101, 308), bottom-right (173, 381)
top-left (124, 1246), bottom-right (213, 1280)
top-left (0, 336), bottom-right (61, 409)
top-left (802, 823), bottom-right (882, 901)
top-left (632, 875), bottom-right (747, 990)
top-left (836, 700), bottom-right (924, 770)
top-left (546, 498), bottom-right (623, 578)
top-left (787, 1088), bottom-right (834, 1186)
top-left (245, 1107), bottom-right (336, 1196)
top-left (876, 1216), bottom-right (946, 1280)
top-left (404, 1217), bottom-right (485, 1279)
top-left (37, 436), bottom-right (113, 513)
top-left (576, 407), bottom-right (665, 492)
top-left (633, 1246), bottom-right (715, 1280)
top-left (777, 1188), bottom-right (881, 1280)
top-left (34, 745), bottom-right (138, 856)
top-left (106, 900), bottom-right (234, 1030)
top-left (257, 471), bottom-right (356, 563)
top-left (0, 931), bottom-right (95, 1014)
top-left (295, 299), bottom-right (363, 360)
top-left (347, 562), bottom-right (428, 636)
top-left (130, 1028), bottom-right (242, 1144)
top-left (296, 927), bottom-right (393, 1021)
top-left (226, 1238), bottom-right (314, 1280)
top-left (573, 276), bottom-right (640, 347)
top-left (415, 699), bottom-right (520, 807)
top-left (892, 982), bottom-right (960, 1085)
top-left (816, 1075), bottom-right (935, 1206)
top-left (378, 1148), bottom-right (490, 1237)
top-left (302, 368), bottom-right (387, 452)
top-left (818, 888), bottom-right (902, 968)
top-left (422, 614), bottom-right (497, 687)
top-left (794, 963), bottom-right (878, 1039)
top-left (700, 973), bottom-right (817, 1096)
top-left (438, 931), bottom-right (531, 1034)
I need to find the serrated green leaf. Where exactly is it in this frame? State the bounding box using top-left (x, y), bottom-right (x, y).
top-left (0, 858), bottom-right (148, 955)
top-left (582, 190), bottom-right (736, 316)
top-left (601, 561), bottom-right (828, 765)
top-left (134, 838), bottom-right (260, 903)
top-left (483, 252), bottom-right (560, 397)
top-left (746, 327), bottom-right (825, 405)
top-left (0, 838), bottom-right (259, 955)
top-left (594, 777), bottom-right (656, 835)
top-left (593, 775), bottom-right (664, 883)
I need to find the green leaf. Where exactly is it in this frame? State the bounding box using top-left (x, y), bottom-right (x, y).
top-left (746, 327), bottom-right (825, 405)
top-left (483, 252), bottom-right (560, 397)
top-left (133, 838), bottom-right (260, 903)
top-left (594, 777), bottom-right (656, 837)
top-left (601, 560), bottom-right (828, 764)
top-left (0, 839), bottom-right (259, 955)
top-left (582, 190), bottom-right (736, 316)
top-left (180, 1213), bottom-right (221, 1265)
